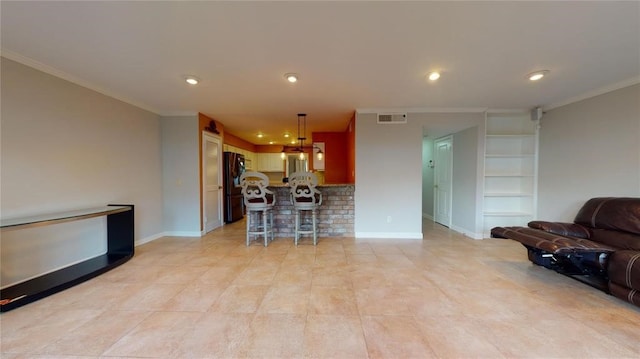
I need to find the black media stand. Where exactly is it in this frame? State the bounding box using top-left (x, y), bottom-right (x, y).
top-left (0, 205), bottom-right (134, 312)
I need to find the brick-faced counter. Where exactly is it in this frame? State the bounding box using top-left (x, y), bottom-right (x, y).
top-left (268, 184), bottom-right (354, 238)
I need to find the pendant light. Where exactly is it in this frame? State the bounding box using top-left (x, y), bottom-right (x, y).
top-left (281, 113), bottom-right (324, 161)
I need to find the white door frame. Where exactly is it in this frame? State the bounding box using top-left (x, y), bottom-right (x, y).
top-left (434, 135), bottom-right (453, 227)
top-left (202, 132), bottom-right (223, 233)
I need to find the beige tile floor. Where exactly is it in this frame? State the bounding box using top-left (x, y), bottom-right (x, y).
top-left (2, 219), bottom-right (639, 358)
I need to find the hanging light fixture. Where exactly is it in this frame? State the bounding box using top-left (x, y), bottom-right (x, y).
top-left (280, 113), bottom-right (324, 161)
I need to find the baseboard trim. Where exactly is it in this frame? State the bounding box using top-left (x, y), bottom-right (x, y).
top-left (449, 225), bottom-right (484, 240)
top-left (355, 232), bottom-right (423, 240)
top-left (162, 231), bottom-right (203, 238)
top-left (422, 213), bottom-right (434, 220)
top-left (135, 231), bottom-right (203, 247)
top-left (135, 232), bottom-right (164, 247)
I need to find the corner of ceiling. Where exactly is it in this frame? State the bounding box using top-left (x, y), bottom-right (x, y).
top-left (2, 48), bottom-right (162, 115)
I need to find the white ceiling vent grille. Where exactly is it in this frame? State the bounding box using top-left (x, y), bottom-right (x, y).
top-left (377, 113), bottom-right (407, 124)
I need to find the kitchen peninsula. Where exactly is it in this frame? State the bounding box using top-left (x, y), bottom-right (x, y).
top-left (267, 183), bottom-right (354, 238)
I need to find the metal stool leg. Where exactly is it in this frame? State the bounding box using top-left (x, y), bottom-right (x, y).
top-left (269, 209), bottom-right (274, 242)
top-left (262, 210), bottom-right (268, 247)
top-left (246, 211), bottom-right (251, 246)
top-left (294, 210), bottom-right (300, 246)
top-left (312, 209), bottom-right (317, 246)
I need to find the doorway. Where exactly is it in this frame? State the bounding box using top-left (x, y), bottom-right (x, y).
top-left (202, 132), bottom-right (223, 233)
top-left (433, 136), bottom-right (453, 227)
top-left (285, 154), bottom-right (308, 177)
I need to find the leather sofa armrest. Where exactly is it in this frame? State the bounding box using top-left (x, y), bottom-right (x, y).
top-left (528, 221), bottom-right (591, 239)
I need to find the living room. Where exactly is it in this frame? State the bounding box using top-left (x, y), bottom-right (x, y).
top-left (1, 1), bottom-right (639, 357)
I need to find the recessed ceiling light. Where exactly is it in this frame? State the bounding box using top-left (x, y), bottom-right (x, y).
top-left (284, 73), bottom-right (299, 83)
top-left (185, 76), bottom-right (199, 85)
top-left (257, 133), bottom-right (264, 138)
top-left (428, 72), bottom-right (441, 81)
top-left (269, 141), bottom-right (275, 145)
top-left (283, 133), bottom-right (290, 138)
top-left (528, 70), bottom-right (549, 81)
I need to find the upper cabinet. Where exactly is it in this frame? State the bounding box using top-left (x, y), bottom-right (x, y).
top-left (482, 111), bottom-right (539, 237)
top-left (256, 153), bottom-right (284, 172)
top-left (223, 145), bottom-right (255, 170)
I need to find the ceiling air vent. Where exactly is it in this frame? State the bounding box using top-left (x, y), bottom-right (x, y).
top-left (377, 113), bottom-right (407, 124)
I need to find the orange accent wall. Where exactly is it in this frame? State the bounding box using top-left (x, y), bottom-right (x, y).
top-left (313, 132), bottom-right (349, 184)
top-left (346, 115), bottom-right (356, 183)
top-left (199, 113), bottom-right (225, 137)
top-left (255, 145), bottom-right (283, 153)
top-left (224, 132), bottom-right (257, 152)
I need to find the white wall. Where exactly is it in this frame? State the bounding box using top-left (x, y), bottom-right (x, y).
top-left (421, 137), bottom-right (435, 219)
top-left (355, 113), bottom-right (423, 238)
top-left (161, 116), bottom-right (201, 235)
top-left (538, 84), bottom-right (640, 221)
top-left (451, 126), bottom-right (481, 237)
top-left (1, 58), bottom-right (163, 286)
top-left (355, 111), bottom-right (483, 239)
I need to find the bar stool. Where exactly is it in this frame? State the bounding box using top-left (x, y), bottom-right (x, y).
top-left (289, 171), bottom-right (322, 245)
top-left (239, 171), bottom-right (275, 246)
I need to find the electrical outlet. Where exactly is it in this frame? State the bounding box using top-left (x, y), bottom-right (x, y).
top-left (387, 216), bottom-right (392, 223)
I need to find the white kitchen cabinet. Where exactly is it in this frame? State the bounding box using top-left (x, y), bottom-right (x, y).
top-left (244, 152), bottom-right (255, 171)
top-left (256, 153), bottom-right (284, 172)
top-left (224, 145), bottom-right (241, 154)
top-left (223, 145), bottom-right (256, 170)
top-left (483, 111), bottom-right (539, 237)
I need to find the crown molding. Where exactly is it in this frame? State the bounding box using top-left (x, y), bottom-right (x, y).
top-left (158, 111), bottom-right (200, 117)
top-left (545, 76), bottom-right (640, 111)
top-left (356, 107), bottom-right (488, 114)
top-left (1, 49), bottom-right (161, 115)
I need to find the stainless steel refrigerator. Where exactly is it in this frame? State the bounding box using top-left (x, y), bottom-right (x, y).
top-left (223, 152), bottom-right (245, 223)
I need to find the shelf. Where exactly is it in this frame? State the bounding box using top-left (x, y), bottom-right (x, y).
top-left (1, 206), bottom-right (131, 231)
top-left (483, 112), bottom-right (538, 235)
top-left (0, 253), bottom-right (130, 311)
top-left (1, 204), bottom-right (134, 312)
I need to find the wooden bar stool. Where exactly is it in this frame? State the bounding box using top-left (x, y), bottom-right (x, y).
top-left (289, 171), bottom-right (322, 245)
top-left (239, 171), bottom-right (275, 246)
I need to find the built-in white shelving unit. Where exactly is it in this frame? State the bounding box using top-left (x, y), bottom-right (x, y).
top-left (483, 111), bottom-right (539, 237)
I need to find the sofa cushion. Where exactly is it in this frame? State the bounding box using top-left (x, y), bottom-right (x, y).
top-left (609, 282), bottom-right (639, 307)
top-left (608, 250), bottom-right (640, 290)
top-left (590, 229), bottom-right (640, 251)
top-left (491, 227), bottom-right (615, 254)
top-left (528, 221), bottom-right (591, 238)
top-left (574, 197), bottom-right (640, 235)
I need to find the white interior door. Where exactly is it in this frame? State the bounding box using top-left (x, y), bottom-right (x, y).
top-left (434, 136), bottom-right (453, 227)
top-left (203, 132), bottom-right (223, 233)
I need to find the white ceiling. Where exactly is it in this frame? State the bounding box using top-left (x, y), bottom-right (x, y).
top-left (2, 1), bottom-right (639, 144)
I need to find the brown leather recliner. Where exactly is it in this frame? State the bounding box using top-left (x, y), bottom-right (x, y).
top-left (492, 197), bottom-right (640, 308)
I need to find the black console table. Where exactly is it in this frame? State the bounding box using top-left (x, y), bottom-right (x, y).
top-left (0, 205), bottom-right (134, 312)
